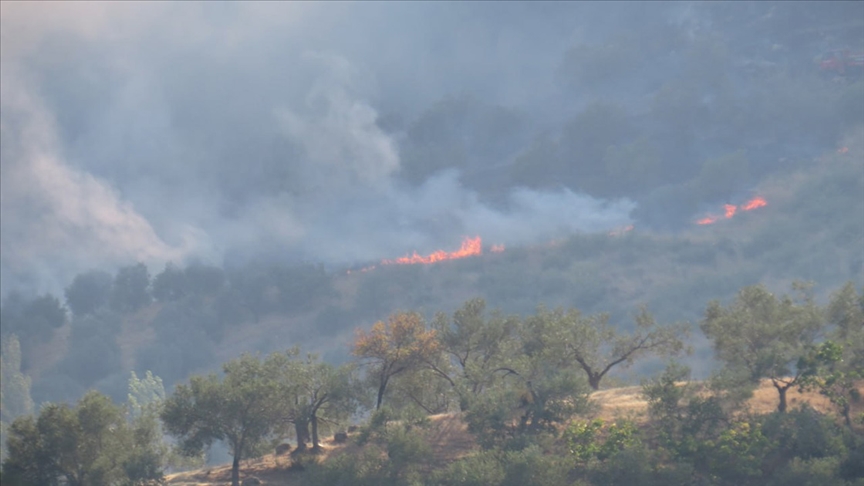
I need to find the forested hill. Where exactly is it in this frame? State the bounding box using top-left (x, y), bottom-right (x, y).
top-left (1, 142), bottom-right (861, 407)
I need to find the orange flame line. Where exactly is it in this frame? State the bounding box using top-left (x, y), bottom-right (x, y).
top-left (697, 196), bottom-right (767, 227)
top-left (382, 236), bottom-right (483, 265)
top-left (741, 196), bottom-right (767, 211)
top-left (491, 244), bottom-right (505, 253)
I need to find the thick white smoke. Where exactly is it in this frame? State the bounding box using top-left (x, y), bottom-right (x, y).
top-left (0, 66), bottom-right (198, 295)
top-left (0, 3), bottom-right (635, 296)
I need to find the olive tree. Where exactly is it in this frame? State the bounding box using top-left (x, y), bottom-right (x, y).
top-left (701, 284), bottom-right (824, 412)
top-left (161, 354), bottom-right (282, 486)
top-left (279, 355), bottom-right (357, 451)
top-left (533, 305), bottom-right (689, 390)
top-left (352, 311), bottom-right (441, 410)
top-left (431, 298), bottom-right (519, 410)
top-left (799, 282), bottom-right (864, 426)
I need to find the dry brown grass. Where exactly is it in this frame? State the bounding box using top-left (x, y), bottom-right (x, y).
top-left (747, 378), bottom-right (864, 422)
top-left (589, 385), bottom-right (650, 422)
top-left (590, 379), bottom-right (864, 431)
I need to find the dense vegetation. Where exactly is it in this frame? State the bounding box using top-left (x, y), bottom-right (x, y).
top-left (2, 282), bottom-right (863, 486)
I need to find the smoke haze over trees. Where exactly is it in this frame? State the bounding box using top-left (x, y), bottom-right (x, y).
top-left (0, 0), bottom-right (862, 427)
top-left (2, 1), bottom-right (861, 295)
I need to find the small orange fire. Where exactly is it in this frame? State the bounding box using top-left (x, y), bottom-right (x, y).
top-left (348, 236), bottom-right (502, 274)
top-left (382, 236), bottom-right (483, 265)
top-left (741, 196), bottom-right (767, 211)
top-left (696, 196), bottom-right (767, 226)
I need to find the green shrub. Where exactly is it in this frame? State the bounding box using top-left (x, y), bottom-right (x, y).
top-left (760, 406), bottom-right (848, 462)
top-left (499, 445), bottom-right (571, 486)
top-left (565, 418), bottom-right (642, 462)
top-left (430, 450), bottom-right (506, 486)
top-left (768, 457), bottom-right (845, 486)
top-left (304, 448), bottom-right (389, 486)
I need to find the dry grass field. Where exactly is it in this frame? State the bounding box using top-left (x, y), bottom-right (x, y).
top-left (590, 378), bottom-right (864, 421)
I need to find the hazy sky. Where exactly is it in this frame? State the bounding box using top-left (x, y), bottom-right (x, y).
top-left (1, 2), bottom-right (649, 294)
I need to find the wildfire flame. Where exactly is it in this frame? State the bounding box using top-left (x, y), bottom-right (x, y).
top-left (382, 236), bottom-right (483, 265)
top-left (348, 236), bottom-right (504, 274)
top-left (741, 196), bottom-right (767, 211)
top-left (696, 196), bottom-right (768, 226)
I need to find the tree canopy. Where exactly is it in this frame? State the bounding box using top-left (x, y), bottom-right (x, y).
top-left (110, 263), bottom-right (151, 313)
top-left (2, 391), bottom-right (163, 486)
top-left (64, 270), bottom-right (113, 317)
top-left (161, 353), bottom-right (283, 486)
top-left (529, 305), bottom-right (689, 390)
top-left (352, 311), bottom-right (441, 410)
top-left (701, 283), bottom-right (825, 412)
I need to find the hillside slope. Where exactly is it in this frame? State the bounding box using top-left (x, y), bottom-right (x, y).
top-left (14, 142), bottom-right (864, 406)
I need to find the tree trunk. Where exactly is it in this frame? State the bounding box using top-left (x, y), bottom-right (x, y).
top-left (519, 411), bottom-right (530, 432)
top-left (458, 394), bottom-right (470, 412)
top-left (842, 403), bottom-right (852, 428)
top-left (295, 420), bottom-right (309, 452)
top-left (777, 386), bottom-right (788, 413)
top-left (376, 376), bottom-right (388, 410)
top-left (231, 455), bottom-right (241, 486)
top-left (311, 413), bottom-right (320, 451)
top-left (588, 372), bottom-right (602, 391)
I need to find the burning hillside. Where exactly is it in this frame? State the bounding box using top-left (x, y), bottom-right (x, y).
top-left (346, 236), bottom-right (504, 274)
top-left (697, 196), bottom-right (768, 225)
top-left (382, 236), bottom-right (484, 265)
